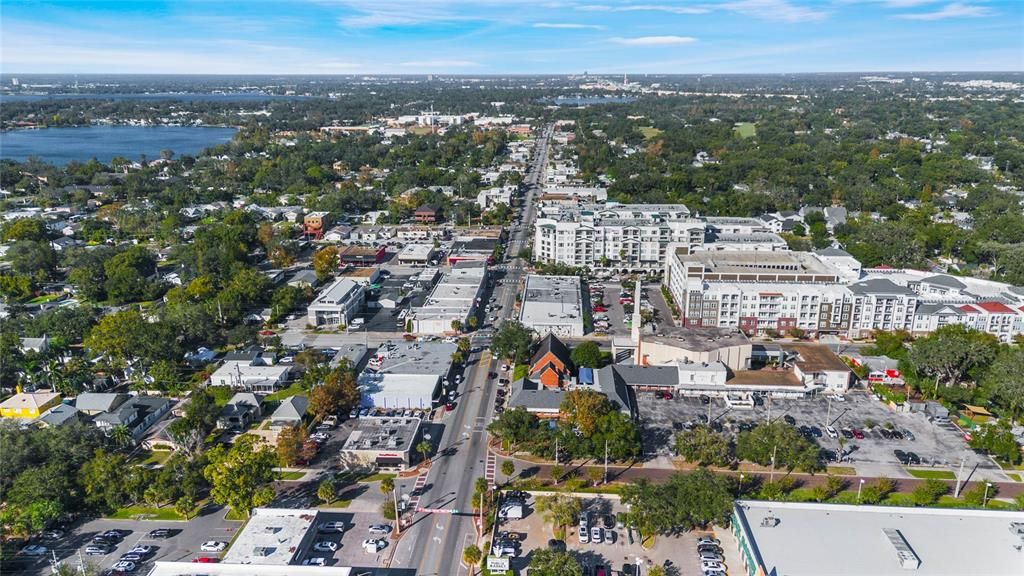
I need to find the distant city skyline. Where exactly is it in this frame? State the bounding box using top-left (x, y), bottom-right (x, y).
top-left (1, 1), bottom-right (1022, 74)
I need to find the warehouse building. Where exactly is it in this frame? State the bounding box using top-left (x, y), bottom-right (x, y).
top-left (411, 262), bottom-right (486, 334)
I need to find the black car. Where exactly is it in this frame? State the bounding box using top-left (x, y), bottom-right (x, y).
top-left (809, 426), bottom-right (823, 438)
top-left (783, 415), bottom-right (796, 426)
top-left (841, 428), bottom-right (854, 439)
top-left (148, 529), bottom-right (172, 539)
top-left (699, 395), bottom-right (711, 405)
top-left (905, 452), bottom-right (922, 465)
top-left (879, 428), bottom-right (893, 439)
top-left (891, 429), bottom-right (904, 440)
top-left (894, 449), bottom-right (907, 463)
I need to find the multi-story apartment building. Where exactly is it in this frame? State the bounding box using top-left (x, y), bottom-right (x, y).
top-left (533, 204), bottom-right (706, 272)
top-left (847, 278), bottom-right (919, 338)
top-left (664, 249), bottom-right (854, 336)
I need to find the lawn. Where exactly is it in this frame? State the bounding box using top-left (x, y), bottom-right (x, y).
top-left (265, 382), bottom-right (306, 403)
top-left (639, 126), bottom-right (663, 139)
top-left (140, 449), bottom-right (174, 466)
top-left (278, 471), bottom-right (306, 481)
top-left (27, 293), bottom-right (61, 305)
top-left (225, 508), bottom-right (249, 521)
top-left (1006, 473), bottom-right (1021, 482)
top-left (512, 364), bottom-right (528, 381)
top-left (108, 506), bottom-right (185, 521)
top-left (320, 499), bottom-right (353, 509)
top-left (734, 122), bottom-right (757, 138)
top-left (826, 466), bottom-right (856, 476)
top-left (906, 468), bottom-right (956, 480)
top-left (357, 472), bottom-right (397, 483)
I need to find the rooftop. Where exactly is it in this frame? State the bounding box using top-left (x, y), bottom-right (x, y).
top-left (341, 415), bottom-right (422, 453)
top-left (676, 250), bottom-right (840, 277)
top-left (644, 326), bottom-right (750, 352)
top-left (520, 275), bottom-right (583, 326)
top-left (221, 508), bottom-right (318, 566)
top-left (148, 563), bottom-right (351, 576)
top-left (735, 500), bottom-right (1024, 576)
top-left (783, 343), bottom-right (852, 373)
top-left (368, 341), bottom-right (456, 377)
top-left (310, 278), bottom-right (362, 307)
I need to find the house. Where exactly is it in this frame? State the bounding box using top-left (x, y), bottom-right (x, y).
top-left (307, 278), bottom-right (367, 327)
top-left (74, 392), bottom-right (130, 415)
top-left (303, 211), bottom-right (331, 239)
top-left (415, 204), bottom-right (440, 223)
top-left (323, 225), bottom-right (353, 242)
top-left (184, 347), bottom-right (217, 367)
top-left (287, 269), bottom-right (319, 289)
top-left (507, 377), bottom-right (565, 418)
top-left (209, 349), bottom-right (291, 392)
top-left (19, 336), bottom-right (49, 354)
top-left (269, 395), bottom-right (308, 429)
top-left (0, 392), bottom-right (62, 419)
top-left (94, 396), bottom-right (172, 441)
top-left (217, 392), bottom-right (265, 430)
top-left (529, 334), bottom-right (575, 389)
top-left (37, 403), bottom-right (81, 427)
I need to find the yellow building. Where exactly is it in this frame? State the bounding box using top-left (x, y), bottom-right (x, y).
top-left (0, 392), bottom-right (62, 419)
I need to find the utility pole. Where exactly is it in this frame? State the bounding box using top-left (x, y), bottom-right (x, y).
top-left (769, 444), bottom-right (778, 483)
top-left (954, 456), bottom-right (967, 498)
top-left (983, 482), bottom-right (992, 507)
top-left (554, 436), bottom-right (559, 465)
top-left (604, 439), bottom-right (609, 484)
top-left (766, 395), bottom-right (772, 424)
top-left (393, 486), bottom-right (402, 536)
top-left (826, 395), bottom-right (832, 427)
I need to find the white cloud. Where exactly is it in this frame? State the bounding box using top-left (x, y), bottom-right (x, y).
top-left (721, 0), bottom-right (830, 22)
top-left (613, 4), bottom-right (710, 15)
top-left (533, 22), bottom-right (606, 29)
top-left (896, 2), bottom-right (991, 20)
top-left (611, 35), bottom-right (698, 46)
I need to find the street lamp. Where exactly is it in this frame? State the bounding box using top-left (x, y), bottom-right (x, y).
top-left (739, 473), bottom-right (745, 493)
top-left (983, 482), bottom-right (993, 507)
top-left (857, 479), bottom-right (865, 502)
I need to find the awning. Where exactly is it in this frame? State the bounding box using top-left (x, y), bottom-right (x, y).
top-left (376, 456), bottom-right (405, 466)
top-left (579, 367), bottom-right (594, 385)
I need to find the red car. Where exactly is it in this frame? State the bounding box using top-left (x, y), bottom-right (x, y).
top-left (593, 306), bottom-right (607, 312)
top-left (445, 402), bottom-right (456, 412)
top-left (658, 391), bottom-right (673, 400)
top-left (192, 557), bottom-right (219, 563)
top-left (852, 429), bottom-right (865, 440)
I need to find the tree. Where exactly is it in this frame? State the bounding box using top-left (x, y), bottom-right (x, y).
top-left (3, 217), bottom-right (48, 241)
top-left (451, 350), bottom-right (464, 365)
top-left (467, 315), bottom-right (478, 330)
top-left (308, 363), bottom-right (360, 421)
top-left (462, 544), bottom-right (482, 567)
top-left (109, 425), bottom-right (133, 448)
top-left (969, 421), bottom-right (1022, 465)
top-left (501, 460), bottom-right (516, 478)
top-left (648, 567), bottom-right (666, 576)
top-left (527, 548), bottom-right (583, 576)
top-left (487, 407), bottom-right (539, 450)
top-left (674, 426), bottom-right (733, 467)
top-left (175, 494), bottom-right (200, 520)
top-left (859, 477), bottom-right (897, 505)
top-left (570, 341), bottom-right (602, 368)
top-left (85, 310), bottom-right (179, 369)
top-left (810, 475), bottom-right (846, 502)
top-left (380, 476), bottom-right (395, 496)
top-left (908, 325), bottom-right (999, 390)
top-left (911, 478), bottom-right (948, 506)
top-left (416, 440), bottom-right (433, 464)
top-left (736, 422), bottom-right (823, 473)
top-left (491, 319), bottom-right (534, 363)
top-left (276, 424), bottom-right (306, 466)
top-left (312, 247), bottom-right (339, 282)
top-left (534, 494), bottom-right (582, 535)
top-left (318, 479), bottom-right (336, 504)
top-left (103, 245), bottom-right (157, 304)
top-left (203, 436), bottom-right (278, 517)
top-left (451, 319), bottom-right (462, 332)
top-left (80, 449), bottom-right (134, 512)
top-left (962, 483), bottom-right (996, 507)
top-left (983, 347), bottom-right (1024, 421)
top-left (9, 240), bottom-right (58, 282)
top-left (561, 389), bottom-right (609, 437)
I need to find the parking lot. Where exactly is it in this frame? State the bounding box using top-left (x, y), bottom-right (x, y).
top-left (11, 511), bottom-right (242, 575)
top-left (299, 511), bottom-right (395, 568)
top-left (638, 392), bottom-right (998, 476)
top-left (590, 280), bottom-right (675, 338)
top-left (494, 495), bottom-right (715, 576)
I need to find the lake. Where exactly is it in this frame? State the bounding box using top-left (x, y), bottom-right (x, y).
top-left (0, 126), bottom-right (238, 165)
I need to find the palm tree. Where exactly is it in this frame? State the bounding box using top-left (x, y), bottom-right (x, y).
top-left (416, 440), bottom-right (433, 464)
top-left (109, 424), bottom-right (133, 448)
top-left (380, 476), bottom-right (395, 496)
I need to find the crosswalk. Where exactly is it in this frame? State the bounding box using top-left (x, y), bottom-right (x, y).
top-left (406, 469), bottom-right (429, 512)
top-left (484, 451), bottom-right (497, 488)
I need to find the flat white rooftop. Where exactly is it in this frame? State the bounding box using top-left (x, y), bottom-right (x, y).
top-left (148, 563), bottom-right (351, 576)
top-left (520, 275), bottom-right (583, 327)
top-left (735, 500), bottom-right (1024, 576)
top-left (221, 508), bottom-right (317, 566)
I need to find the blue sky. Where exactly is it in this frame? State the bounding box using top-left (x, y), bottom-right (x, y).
top-left (1, 1), bottom-right (1021, 74)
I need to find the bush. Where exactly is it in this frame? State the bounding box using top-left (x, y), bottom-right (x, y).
top-left (911, 478), bottom-right (948, 506)
top-left (859, 477), bottom-right (897, 504)
top-left (381, 497), bottom-right (396, 520)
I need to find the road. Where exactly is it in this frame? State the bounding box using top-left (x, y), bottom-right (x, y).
top-left (389, 124), bottom-right (552, 576)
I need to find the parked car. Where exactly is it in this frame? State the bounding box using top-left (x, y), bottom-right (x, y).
top-left (902, 429), bottom-right (915, 441)
top-left (112, 561), bottom-right (137, 573)
top-left (826, 426), bottom-right (839, 438)
top-left (148, 529), bottom-right (172, 539)
top-left (303, 558), bottom-right (326, 566)
top-left (783, 415), bottom-right (796, 425)
top-left (696, 536), bottom-right (721, 546)
top-left (318, 522), bottom-right (346, 533)
top-left (578, 527), bottom-right (589, 544)
top-left (119, 554), bottom-right (143, 563)
top-left (21, 545), bottom-right (48, 556)
top-left (368, 524), bottom-right (392, 536)
top-left (852, 429), bottom-right (865, 440)
top-left (841, 428), bottom-right (854, 439)
top-left (85, 545), bottom-right (111, 556)
top-left (362, 539), bottom-right (387, 553)
top-left (548, 539), bottom-right (566, 552)
top-left (192, 557), bottom-right (218, 563)
top-left (127, 546), bottom-right (153, 556)
top-left (42, 530), bottom-right (65, 540)
top-left (200, 541), bottom-right (227, 552)
top-left (313, 541), bottom-right (338, 552)
top-left (603, 527), bottom-right (614, 543)
top-left (590, 526), bottom-right (603, 544)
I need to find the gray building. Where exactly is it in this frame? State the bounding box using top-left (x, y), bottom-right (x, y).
top-left (307, 278), bottom-right (366, 327)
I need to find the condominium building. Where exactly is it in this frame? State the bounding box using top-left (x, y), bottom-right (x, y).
top-left (847, 278), bottom-right (919, 338)
top-left (664, 248), bottom-right (854, 336)
top-left (533, 203), bottom-right (705, 272)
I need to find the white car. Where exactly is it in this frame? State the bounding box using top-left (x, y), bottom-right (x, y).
top-left (578, 528), bottom-right (589, 544)
top-left (112, 561), bottom-right (137, 572)
top-left (302, 557), bottom-right (326, 566)
top-left (696, 536), bottom-right (721, 546)
top-left (362, 539), bottom-right (386, 553)
top-left (701, 560), bottom-right (726, 571)
top-left (826, 425), bottom-right (839, 438)
top-left (128, 545), bottom-right (153, 555)
top-left (313, 541), bottom-right (338, 552)
top-left (368, 524), bottom-right (392, 536)
top-left (200, 541), bottom-right (227, 552)
top-left (310, 432), bottom-right (330, 442)
top-left (21, 545), bottom-right (48, 556)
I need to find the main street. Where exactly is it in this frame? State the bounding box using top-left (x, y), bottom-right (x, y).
top-left (389, 124), bottom-right (552, 575)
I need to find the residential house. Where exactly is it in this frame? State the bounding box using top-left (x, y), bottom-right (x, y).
top-left (217, 392), bottom-right (265, 430)
top-left (269, 395), bottom-right (309, 429)
top-left (74, 392), bottom-right (130, 415)
top-left (529, 334), bottom-right (575, 389)
top-left (37, 403), bottom-right (82, 427)
top-left (0, 392), bottom-right (62, 419)
top-left (19, 336), bottom-right (49, 354)
top-left (94, 396), bottom-right (172, 441)
top-left (288, 269), bottom-right (319, 289)
top-left (415, 205), bottom-right (439, 223)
